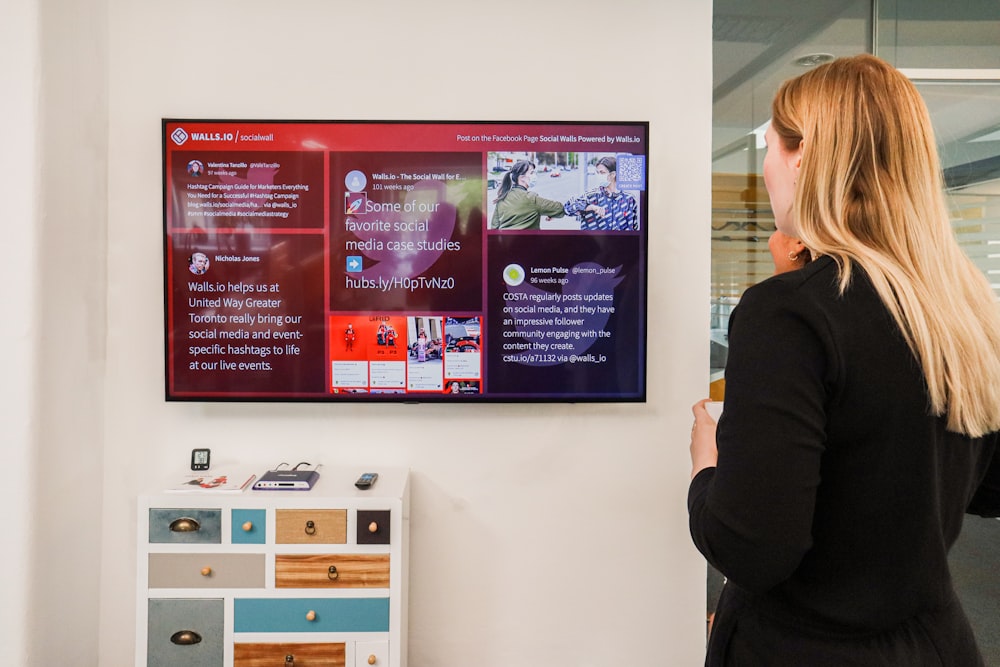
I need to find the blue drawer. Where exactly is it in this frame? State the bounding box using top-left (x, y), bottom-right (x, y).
top-left (234, 597), bottom-right (389, 633)
top-left (231, 509), bottom-right (266, 544)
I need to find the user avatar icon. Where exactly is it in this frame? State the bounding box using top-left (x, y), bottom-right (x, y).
top-left (189, 252), bottom-right (210, 275)
top-left (187, 160), bottom-right (205, 177)
top-left (502, 263), bottom-right (525, 287)
top-left (345, 170), bottom-right (367, 192)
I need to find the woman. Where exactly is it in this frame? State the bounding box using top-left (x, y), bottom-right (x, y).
top-left (564, 156), bottom-right (639, 230)
top-left (490, 160), bottom-right (566, 230)
top-left (688, 54), bottom-right (1000, 665)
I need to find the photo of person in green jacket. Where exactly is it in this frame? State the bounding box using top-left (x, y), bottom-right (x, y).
top-left (490, 160), bottom-right (567, 230)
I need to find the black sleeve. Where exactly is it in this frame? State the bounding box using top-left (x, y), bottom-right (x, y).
top-left (967, 440), bottom-right (1000, 517)
top-left (688, 278), bottom-right (831, 594)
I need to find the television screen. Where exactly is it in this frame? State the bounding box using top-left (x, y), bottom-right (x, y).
top-left (163, 119), bottom-right (648, 402)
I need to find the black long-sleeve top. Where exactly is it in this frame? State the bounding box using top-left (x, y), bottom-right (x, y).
top-left (689, 256), bottom-right (999, 638)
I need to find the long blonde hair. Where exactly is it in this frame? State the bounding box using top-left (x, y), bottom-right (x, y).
top-left (771, 54), bottom-right (1000, 437)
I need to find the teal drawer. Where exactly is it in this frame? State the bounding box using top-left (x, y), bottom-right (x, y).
top-left (234, 597), bottom-right (389, 633)
top-left (149, 509), bottom-right (222, 544)
top-left (231, 509), bottom-right (266, 544)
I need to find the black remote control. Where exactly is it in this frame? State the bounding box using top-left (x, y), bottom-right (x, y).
top-left (355, 472), bottom-right (378, 489)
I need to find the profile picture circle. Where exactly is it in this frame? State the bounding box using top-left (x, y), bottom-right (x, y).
top-left (187, 159), bottom-right (205, 177)
top-left (502, 263), bottom-right (525, 286)
top-left (345, 170), bottom-right (367, 192)
top-left (189, 252), bottom-right (210, 275)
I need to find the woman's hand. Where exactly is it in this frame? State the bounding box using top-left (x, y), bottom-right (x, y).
top-left (690, 398), bottom-right (719, 479)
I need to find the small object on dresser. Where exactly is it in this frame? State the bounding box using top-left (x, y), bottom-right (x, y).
top-left (355, 472), bottom-right (378, 489)
top-left (166, 470), bottom-right (257, 493)
top-left (190, 448), bottom-right (211, 471)
top-left (252, 468), bottom-right (320, 490)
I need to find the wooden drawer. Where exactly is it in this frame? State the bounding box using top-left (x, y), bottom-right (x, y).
top-left (275, 554), bottom-right (390, 589)
top-left (149, 508), bottom-right (222, 544)
top-left (234, 642), bottom-right (345, 667)
top-left (356, 510), bottom-right (390, 545)
top-left (276, 509), bottom-right (347, 544)
top-left (148, 598), bottom-right (223, 667)
top-left (149, 553), bottom-right (265, 588)
top-left (234, 598), bottom-right (390, 633)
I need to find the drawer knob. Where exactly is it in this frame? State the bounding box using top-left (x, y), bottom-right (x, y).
top-left (368, 654), bottom-right (377, 665)
top-left (169, 630), bottom-right (202, 645)
top-left (305, 610), bottom-right (317, 622)
top-left (328, 565), bottom-right (339, 580)
top-left (285, 655), bottom-right (295, 666)
top-left (242, 521), bottom-right (254, 532)
top-left (368, 521), bottom-right (379, 534)
top-left (305, 520), bottom-right (316, 535)
top-left (169, 517), bottom-right (200, 533)
top-left (200, 566), bottom-right (212, 577)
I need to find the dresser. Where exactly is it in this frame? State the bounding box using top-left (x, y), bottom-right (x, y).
top-left (136, 467), bottom-right (409, 667)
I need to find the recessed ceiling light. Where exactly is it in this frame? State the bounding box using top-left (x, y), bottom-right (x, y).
top-left (794, 53), bottom-right (835, 67)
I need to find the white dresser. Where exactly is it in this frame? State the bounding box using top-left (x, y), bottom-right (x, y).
top-left (136, 467), bottom-right (409, 667)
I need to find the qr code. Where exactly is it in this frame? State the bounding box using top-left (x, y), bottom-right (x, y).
top-left (616, 154), bottom-right (646, 191)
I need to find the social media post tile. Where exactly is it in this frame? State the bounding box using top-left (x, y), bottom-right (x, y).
top-left (405, 316), bottom-right (445, 392)
top-left (169, 232), bottom-right (327, 396)
top-left (442, 316), bottom-right (482, 382)
top-left (329, 315), bottom-right (408, 392)
top-left (329, 152), bottom-right (484, 313)
top-left (169, 150), bottom-right (324, 232)
top-left (484, 233), bottom-right (644, 397)
top-left (486, 150), bottom-right (646, 232)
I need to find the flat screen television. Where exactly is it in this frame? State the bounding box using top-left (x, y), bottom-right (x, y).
top-left (163, 119), bottom-right (648, 402)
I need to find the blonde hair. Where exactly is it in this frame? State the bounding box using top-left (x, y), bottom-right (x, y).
top-left (771, 54), bottom-right (1000, 437)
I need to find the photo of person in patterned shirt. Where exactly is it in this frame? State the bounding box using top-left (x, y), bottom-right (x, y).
top-left (564, 156), bottom-right (639, 231)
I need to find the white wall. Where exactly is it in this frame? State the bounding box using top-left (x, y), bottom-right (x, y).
top-left (2, 0), bottom-right (108, 664)
top-left (0, 0), bottom-right (41, 664)
top-left (98, 1), bottom-right (713, 665)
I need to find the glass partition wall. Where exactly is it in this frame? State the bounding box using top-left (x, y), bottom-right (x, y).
top-left (710, 0), bottom-right (873, 394)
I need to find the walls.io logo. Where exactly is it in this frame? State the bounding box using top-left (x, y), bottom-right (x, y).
top-left (170, 128), bottom-right (189, 146)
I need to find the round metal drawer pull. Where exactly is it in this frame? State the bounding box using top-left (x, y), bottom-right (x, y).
top-left (285, 655), bottom-right (295, 666)
top-left (169, 517), bottom-right (201, 532)
top-left (169, 630), bottom-right (202, 645)
top-left (242, 521), bottom-right (253, 532)
top-left (368, 521), bottom-right (379, 533)
top-left (304, 520), bottom-right (316, 535)
top-left (305, 610), bottom-right (317, 621)
top-left (200, 566), bottom-right (212, 577)
top-left (368, 654), bottom-right (377, 665)
top-left (328, 565), bottom-right (339, 580)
